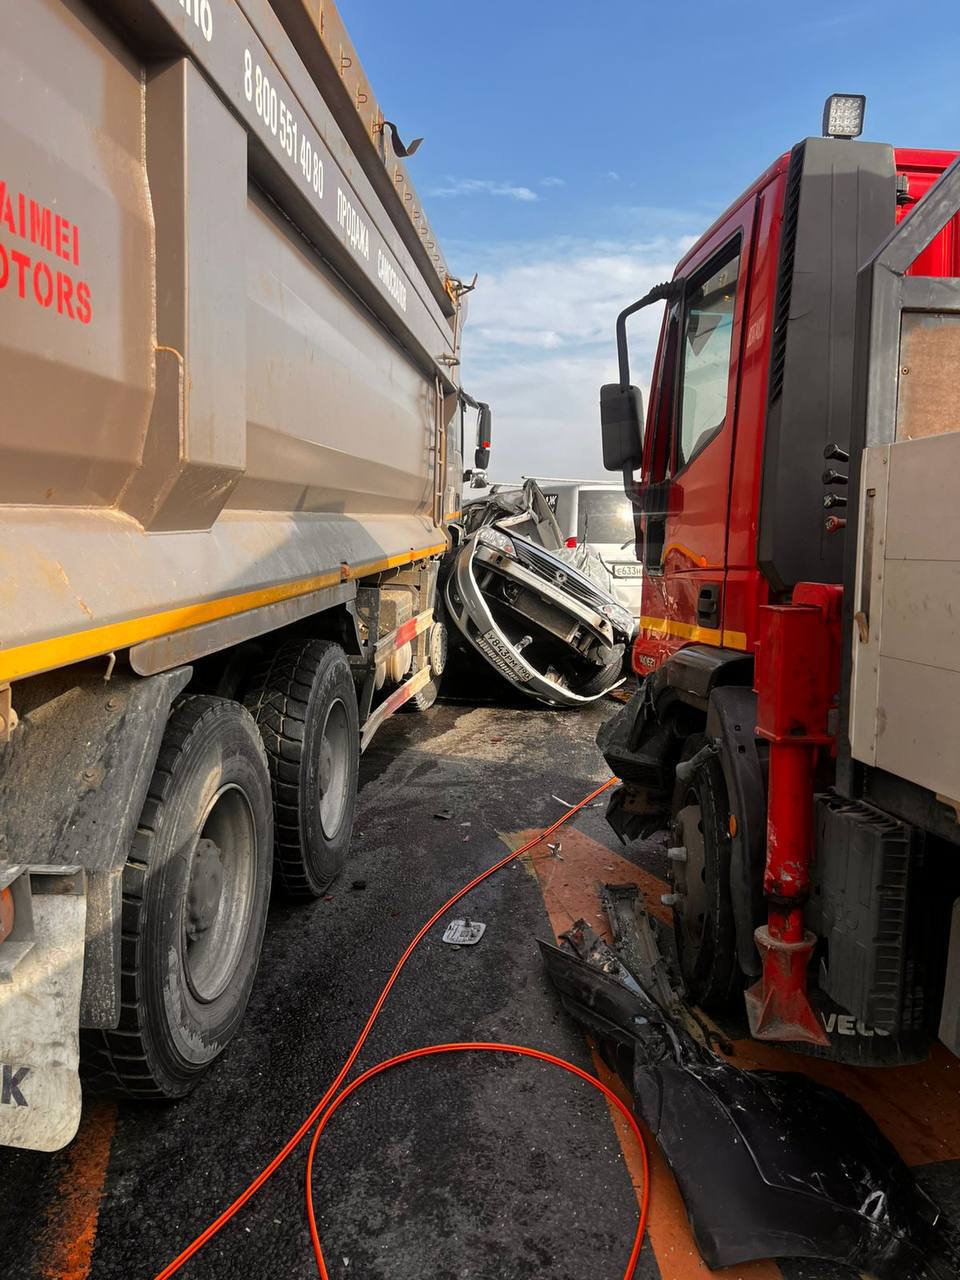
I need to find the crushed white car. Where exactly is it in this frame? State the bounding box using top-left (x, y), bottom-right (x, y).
top-left (445, 518), bottom-right (636, 708)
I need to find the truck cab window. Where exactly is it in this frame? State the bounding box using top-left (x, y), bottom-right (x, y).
top-left (676, 250), bottom-right (740, 469)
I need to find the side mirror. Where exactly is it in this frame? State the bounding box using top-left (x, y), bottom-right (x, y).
top-left (599, 279), bottom-right (682, 475)
top-left (600, 384), bottom-right (644, 472)
top-left (475, 403), bottom-right (492, 470)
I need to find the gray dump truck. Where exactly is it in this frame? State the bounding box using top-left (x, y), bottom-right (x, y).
top-left (0, 0), bottom-right (490, 1151)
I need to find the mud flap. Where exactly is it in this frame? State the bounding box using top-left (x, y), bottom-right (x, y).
top-left (0, 866), bottom-right (86, 1151)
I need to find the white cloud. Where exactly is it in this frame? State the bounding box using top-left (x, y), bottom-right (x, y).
top-left (456, 234), bottom-right (696, 482)
top-left (430, 178), bottom-right (538, 202)
top-left (539, 176), bottom-right (566, 188)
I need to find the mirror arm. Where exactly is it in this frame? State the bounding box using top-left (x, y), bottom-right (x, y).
top-left (615, 278), bottom-right (685, 387)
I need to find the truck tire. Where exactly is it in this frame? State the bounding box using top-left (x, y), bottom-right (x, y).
top-left (82, 697), bottom-right (273, 1098)
top-left (670, 733), bottom-right (742, 1010)
top-left (244, 639), bottom-right (359, 897)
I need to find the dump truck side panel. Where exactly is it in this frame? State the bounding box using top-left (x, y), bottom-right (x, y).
top-left (0, 0), bottom-right (155, 509)
top-left (0, 0), bottom-right (461, 682)
top-left (237, 186), bottom-right (436, 517)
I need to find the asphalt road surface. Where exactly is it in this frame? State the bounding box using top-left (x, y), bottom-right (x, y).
top-left (2, 682), bottom-right (960, 1280)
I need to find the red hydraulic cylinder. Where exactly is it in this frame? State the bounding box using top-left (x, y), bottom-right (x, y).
top-left (765, 742), bottom-right (815, 943)
top-left (744, 583), bottom-right (842, 1046)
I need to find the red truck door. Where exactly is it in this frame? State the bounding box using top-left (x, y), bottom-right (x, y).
top-left (635, 203), bottom-right (756, 670)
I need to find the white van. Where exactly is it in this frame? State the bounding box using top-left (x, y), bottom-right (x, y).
top-left (526, 480), bottom-right (643, 615)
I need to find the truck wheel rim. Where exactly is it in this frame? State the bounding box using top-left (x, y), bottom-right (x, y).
top-left (429, 622), bottom-right (448, 678)
top-left (318, 698), bottom-right (351, 839)
top-left (183, 784), bottom-right (257, 1003)
top-left (675, 800), bottom-right (707, 950)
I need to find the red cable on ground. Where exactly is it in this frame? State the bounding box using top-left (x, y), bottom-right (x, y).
top-left (154, 776), bottom-right (642, 1280)
top-left (305, 1043), bottom-right (650, 1280)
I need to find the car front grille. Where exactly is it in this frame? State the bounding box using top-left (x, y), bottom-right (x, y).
top-left (510, 537), bottom-right (618, 617)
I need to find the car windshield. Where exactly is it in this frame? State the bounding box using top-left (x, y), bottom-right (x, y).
top-left (577, 491), bottom-right (635, 545)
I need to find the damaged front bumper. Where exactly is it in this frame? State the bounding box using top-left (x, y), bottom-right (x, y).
top-left (445, 527), bottom-right (635, 708)
top-left (540, 889), bottom-right (960, 1279)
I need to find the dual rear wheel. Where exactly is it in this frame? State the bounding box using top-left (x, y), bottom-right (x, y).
top-left (244, 640), bottom-right (359, 897)
top-left (84, 641), bottom-right (359, 1097)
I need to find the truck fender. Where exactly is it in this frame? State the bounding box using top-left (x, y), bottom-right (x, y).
top-left (596, 678), bottom-right (684, 841)
top-left (598, 650), bottom-right (758, 853)
top-left (0, 665), bottom-right (192, 1028)
top-left (705, 686), bottom-right (766, 978)
top-left (660, 644), bottom-right (753, 709)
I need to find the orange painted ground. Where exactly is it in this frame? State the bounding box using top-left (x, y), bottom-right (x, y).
top-left (35, 1101), bottom-right (116, 1280)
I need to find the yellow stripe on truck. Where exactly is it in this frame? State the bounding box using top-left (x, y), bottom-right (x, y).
top-left (0, 543), bottom-right (448, 684)
top-left (340, 543), bottom-right (447, 581)
top-left (639, 614), bottom-right (749, 652)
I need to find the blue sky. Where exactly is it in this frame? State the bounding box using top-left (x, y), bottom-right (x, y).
top-left (339, 0), bottom-right (960, 480)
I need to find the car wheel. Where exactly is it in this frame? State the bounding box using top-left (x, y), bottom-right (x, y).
top-left (575, 644), bottom-right (626, 699)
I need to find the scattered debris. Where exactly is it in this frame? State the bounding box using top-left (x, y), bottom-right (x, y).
top-left (433, 809), bottom-right (454, 821)
top-left (442, 920), bottom-right (486, 947)
top-left (600, 883), bottom-right (680, 1015)
top-left (551, 793), bottom-right (602, 810)
top-left (607, 686), bottom-right (633, 703)
top-left (540, 893), bottom-right (960, 1278)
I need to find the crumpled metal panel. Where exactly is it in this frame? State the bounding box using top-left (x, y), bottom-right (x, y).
top-left (540, 902), bottom-right (960, 1278)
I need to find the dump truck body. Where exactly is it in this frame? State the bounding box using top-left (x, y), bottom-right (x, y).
top-left (1, 0), bottom-right (466, 684)
top-left (0, 0), bottom-right (481, 1150)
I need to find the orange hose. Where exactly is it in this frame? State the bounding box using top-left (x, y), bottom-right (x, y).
top-left (154, 776), bottom-right (636, 1279)
top-left (305, 1043), bottom-right (650, 1280)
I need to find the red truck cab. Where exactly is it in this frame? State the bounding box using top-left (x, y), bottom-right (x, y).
top-left (597, 112), bottom-right (960, 1067)
top-left (632, 146), bottom-right (960, 677)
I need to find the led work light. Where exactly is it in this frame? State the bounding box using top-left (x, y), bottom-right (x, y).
top-left (822, 93), bottom-right (866, 140)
